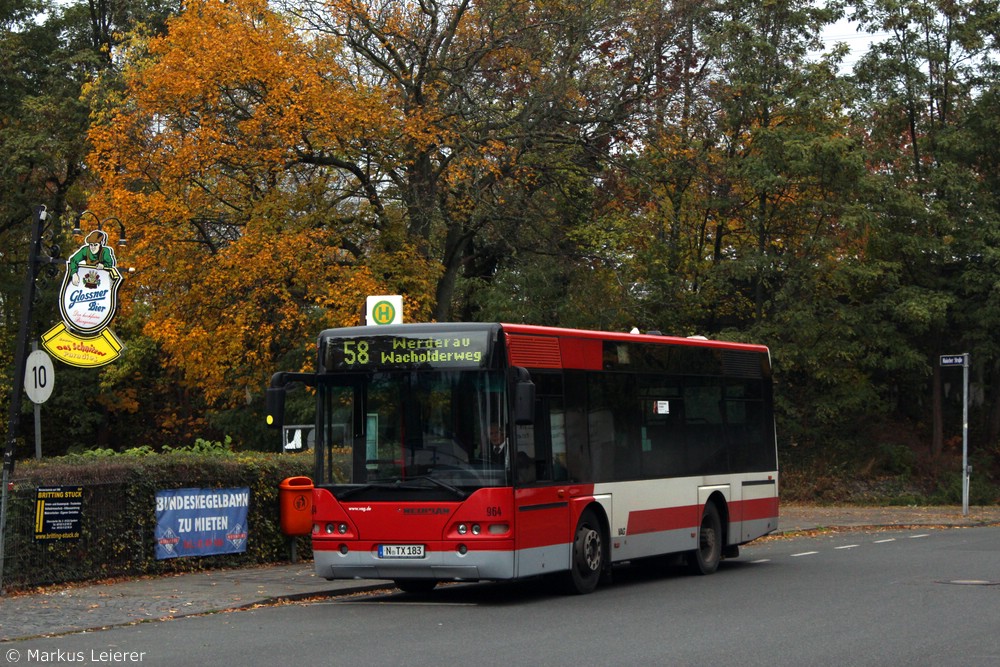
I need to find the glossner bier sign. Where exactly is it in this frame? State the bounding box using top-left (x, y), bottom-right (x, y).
top-left (41, 229), bottom-right (125, 367)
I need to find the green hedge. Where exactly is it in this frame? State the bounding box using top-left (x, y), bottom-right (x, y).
top-left (1, 448), bottom-right (316, 591)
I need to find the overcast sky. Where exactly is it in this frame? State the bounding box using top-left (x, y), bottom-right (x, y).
top-left (820, 16), bottom-right (892, 72)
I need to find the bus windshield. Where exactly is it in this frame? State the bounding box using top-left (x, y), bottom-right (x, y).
top-left (319, 369), bottom-right (511, 491)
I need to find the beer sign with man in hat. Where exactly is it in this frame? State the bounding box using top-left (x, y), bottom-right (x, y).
top-left (59, 229), bottom-right (123, 335)
top-left (42, 228), bottom-right (125, 367)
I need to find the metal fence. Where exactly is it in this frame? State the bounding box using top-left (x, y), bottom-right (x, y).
top-left (1, 480), bottom-right (149, 590)
top-left (0, 455), bottom-right (313, 592)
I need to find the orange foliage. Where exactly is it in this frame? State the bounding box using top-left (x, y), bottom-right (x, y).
top-left (150, 226), bottom-right (381, 405)
top-left (86, 0), bottom-right (439, 408)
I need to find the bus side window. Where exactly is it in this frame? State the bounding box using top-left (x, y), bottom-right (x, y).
top-left (516, 450), bottom-right (536, 483)
top-left (725, 379), bottom-right (771, 471)
top-left (641, 403), bottom-right (685, 477)
top-left (638, 374), bottom-right (684, 478)
top-left (519, 377), bottom-right (567, 483)
top-left (563, 371), bottom-right (591, 482)
top-left (549, 408), bottom-right (568, 481)
top-left (588, 373), bottom-right (640, 481)
top-left (684, 380), bottom-right (727, 474)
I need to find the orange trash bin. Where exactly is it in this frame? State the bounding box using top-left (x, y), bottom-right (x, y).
top-left (279, 476), bottom-right (314, 536)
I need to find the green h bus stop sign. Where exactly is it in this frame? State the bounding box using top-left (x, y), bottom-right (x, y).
top-left (366, 295), bottom-right (403, 326)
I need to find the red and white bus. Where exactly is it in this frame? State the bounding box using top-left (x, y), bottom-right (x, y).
top-left (267, 323), bottom-right (778, 594)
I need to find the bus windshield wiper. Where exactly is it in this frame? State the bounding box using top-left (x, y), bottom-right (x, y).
top-left (336, 476), bottom-right (466, 500)
top-left (335, 480), bottom-right (398, 500)
top-left (407, 475), bottom-right (467, 499)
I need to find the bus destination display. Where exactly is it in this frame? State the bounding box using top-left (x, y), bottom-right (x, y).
top-left (326, 331), bottom-right (491, 371)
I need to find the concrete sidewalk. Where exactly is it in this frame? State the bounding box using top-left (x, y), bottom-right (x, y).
top-left (2, 504), bottom-right (999, 642)
top-left (776, 504), bottom-right (1000, 532)
top-left (0, 562), bottom-right (390, 642)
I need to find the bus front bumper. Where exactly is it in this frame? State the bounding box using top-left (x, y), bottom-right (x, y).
top-left (313, 541), bottom-right (515, 581)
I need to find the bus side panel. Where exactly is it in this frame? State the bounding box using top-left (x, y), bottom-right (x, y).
top-left (597, 480), bottom-right (700, 562)
top-left (595, 476), bottom-right (777, 562)
top-left (735, 478), bottom-right (779, 543)
top-left (513, 485), bottom-right (598, 578)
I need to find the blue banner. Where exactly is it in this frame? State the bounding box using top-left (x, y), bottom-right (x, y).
top-left (155, 487), bottom-right (250, 559)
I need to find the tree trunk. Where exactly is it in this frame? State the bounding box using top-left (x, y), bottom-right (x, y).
top-left (432, 220), bottom-right (474, 322)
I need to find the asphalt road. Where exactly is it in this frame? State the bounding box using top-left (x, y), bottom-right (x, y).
top-left (5, 526), bottom-right (999, 667)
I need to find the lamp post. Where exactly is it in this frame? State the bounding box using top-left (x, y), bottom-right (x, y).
top-left (72, 210), bottom-right (128, 247)
top-left (3, 205), bottom-right (49, 477)
top-left (1, 205), bottom-right (49, 594)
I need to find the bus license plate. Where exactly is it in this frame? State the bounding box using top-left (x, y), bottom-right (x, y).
top-left (378, 544), bottom-right (425, 559)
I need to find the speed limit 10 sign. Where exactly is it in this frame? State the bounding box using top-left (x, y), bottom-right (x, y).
top-left (24, 349), bottom-right (55, 404)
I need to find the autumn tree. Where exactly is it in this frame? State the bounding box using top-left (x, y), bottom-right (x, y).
top-left (86, 0), bottom-right (675, 430)
top-left (571, 0), bottom-right (864, 327)
top-left (851, 0), bottom-right (1000, 457)
top-left (272, 0), bottom-right (664, 322)
top-left (1, 0), bottom-right (109, 352)
top-left (1, 0), bottom-right (185, 454)
top-left (561, 0), bottom-right (913, 461)
top-left (88, 0), bottom-right (441, 431)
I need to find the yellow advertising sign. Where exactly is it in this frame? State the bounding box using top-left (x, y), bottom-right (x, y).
top-left (41, 322), bottom-right (124, 368)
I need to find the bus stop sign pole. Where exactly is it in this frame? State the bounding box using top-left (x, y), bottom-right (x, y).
top-left (940, 353), bottom-right (970, 516)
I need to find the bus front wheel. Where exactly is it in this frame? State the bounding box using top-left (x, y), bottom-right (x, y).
top-left (563, 509), bottom-right (604, 595)
top-left (686, 503), bottom-right (722, 575)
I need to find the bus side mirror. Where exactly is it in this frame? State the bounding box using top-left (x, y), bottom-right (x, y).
top-left (266, 387), bottom-right (286, 430)
top-left (513, 368), bottom-right (535, 425)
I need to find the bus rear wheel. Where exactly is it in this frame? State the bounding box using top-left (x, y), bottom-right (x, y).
top-left (686, 503), bottom-right (722, 575)
top-left (394, 579), bottom-right (437, 594)
top-left (562, 509), bottom-right (604, 595)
